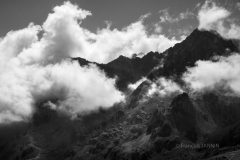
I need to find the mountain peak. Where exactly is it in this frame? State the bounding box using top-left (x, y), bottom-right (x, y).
top-left (118, 55), bottom-right (127, 59)
top-left (148, 28), bottom-right (239, 80)
top-left (189, 28), bottom-right (225, 40)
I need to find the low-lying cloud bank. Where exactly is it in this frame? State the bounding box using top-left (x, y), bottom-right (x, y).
top-left (145, 54), bottom-right (240, 97)
top-left (183, 54), bottom-right (240, 94)
top-left (147, 78), bottom-right (183, 97)
top-left (142, 53), bottom-right (240, 98)
top-left (128, 77), bottom-right (147, 91)
top-left (198, 0), bottom-right (240, 40)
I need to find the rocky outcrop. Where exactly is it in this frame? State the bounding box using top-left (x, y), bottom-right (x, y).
top-left (146, 109), bottom-right (165, 135)
top-left (170, 93), bottom-right (198, 142)
top-left (202, 93), bottom-right (240, 126)
top-left (154, 121), bottom-right (172, 137)
top-left (115, 110), bottom-right (125, 119)
top-left (128, 80), bottom-right (152, 108)
top-left (153, 136), bottom-right (181, 154)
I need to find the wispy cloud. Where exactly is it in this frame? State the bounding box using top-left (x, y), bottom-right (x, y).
top-left (236, 2), bottom-right (240, 10)
top-left (128, 77), bottom-right (147, 91)
top-left (197, 0), bottom-right (240, 40)
top-left (159, 9), bottom-right (195, 24)
top-left (147, 78), bottom-right (183, 97)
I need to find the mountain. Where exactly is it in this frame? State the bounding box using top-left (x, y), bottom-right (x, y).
top-left (128, 28), bottom-right (239, 108)
top-left (232, 39), bottom-right (240, 51)
top-left (148, 29), bottom-right (238, 80)
top-left (1, 29), bottom-right (240, 160)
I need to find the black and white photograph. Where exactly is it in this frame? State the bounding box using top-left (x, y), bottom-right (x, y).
top-left (0, 0), bottom-right (240, 159)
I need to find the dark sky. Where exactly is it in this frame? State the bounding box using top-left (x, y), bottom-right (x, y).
top-left (0, 0), bottom-right (199, 37)
top-left (0, 0), bottom-right (238, 37)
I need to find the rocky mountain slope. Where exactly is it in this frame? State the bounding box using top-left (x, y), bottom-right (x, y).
top-left (1, 29), bottom-right (240, 160)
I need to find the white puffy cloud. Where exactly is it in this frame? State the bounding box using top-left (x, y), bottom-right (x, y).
top-left (88, 20), bottom-right (182, 63)
top-left (0, 23), bottom-right (41, 66)
top-left (183, 54), bottom-right (240, 94)
top-left (30, 61), bottom-right (124, 113)
top-left (18, 2), bottom-right (93, 65)
top-left (198, 0), bottom-right (230, 30)
top-left (197, 0), bottom-right (240, 40)
top-left (0, 24), bottom-right (42, 123)
top-left (147, 78), bottom-right (183, 97)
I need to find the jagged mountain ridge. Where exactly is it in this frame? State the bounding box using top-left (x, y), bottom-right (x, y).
top-left (72, 51), bottom-right (162, 91)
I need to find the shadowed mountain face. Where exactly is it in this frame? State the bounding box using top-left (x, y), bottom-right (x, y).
top-left (232, 39), bottom-right (240, 51)
top-left (170, 93), bottom-right (198, 142)
top-left (1, 29), bottom-right (240, 160)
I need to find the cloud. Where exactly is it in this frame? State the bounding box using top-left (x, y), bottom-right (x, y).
top-left (0, 24), bottom-right (41, 123)
top-left (139, 12), bottom-right (151, 20)
top-left (197, 0), bottom-right (240, 40)
top-left (0, 23), bottom-right (41, 63)
top-left (88, 19), bottom-right (182, 63)
top-left (237, 2), bottom-right (240, 10)
top-left (183, 54), bottom-right (240, 94)
top-left (198, 0), bottom-right (230, 30)
top-left (128, 77), bottom-right (147, 90)
top-left (18, 2), bottom-right (183, 65)
top-left (154, 23), bottom-right (163, 33)
top-left (179, 10), bottom-right (195, 20)
top-left (30, 62), bottom-right (124, 113)
top-left (147, 78), bottom-right (183, 97)
top-left (18, 2), bottom-right (93, 65)
top-left (0, 2), bottom-right (125, 123)
top-left (159, 9), bottom-right (194, 23)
